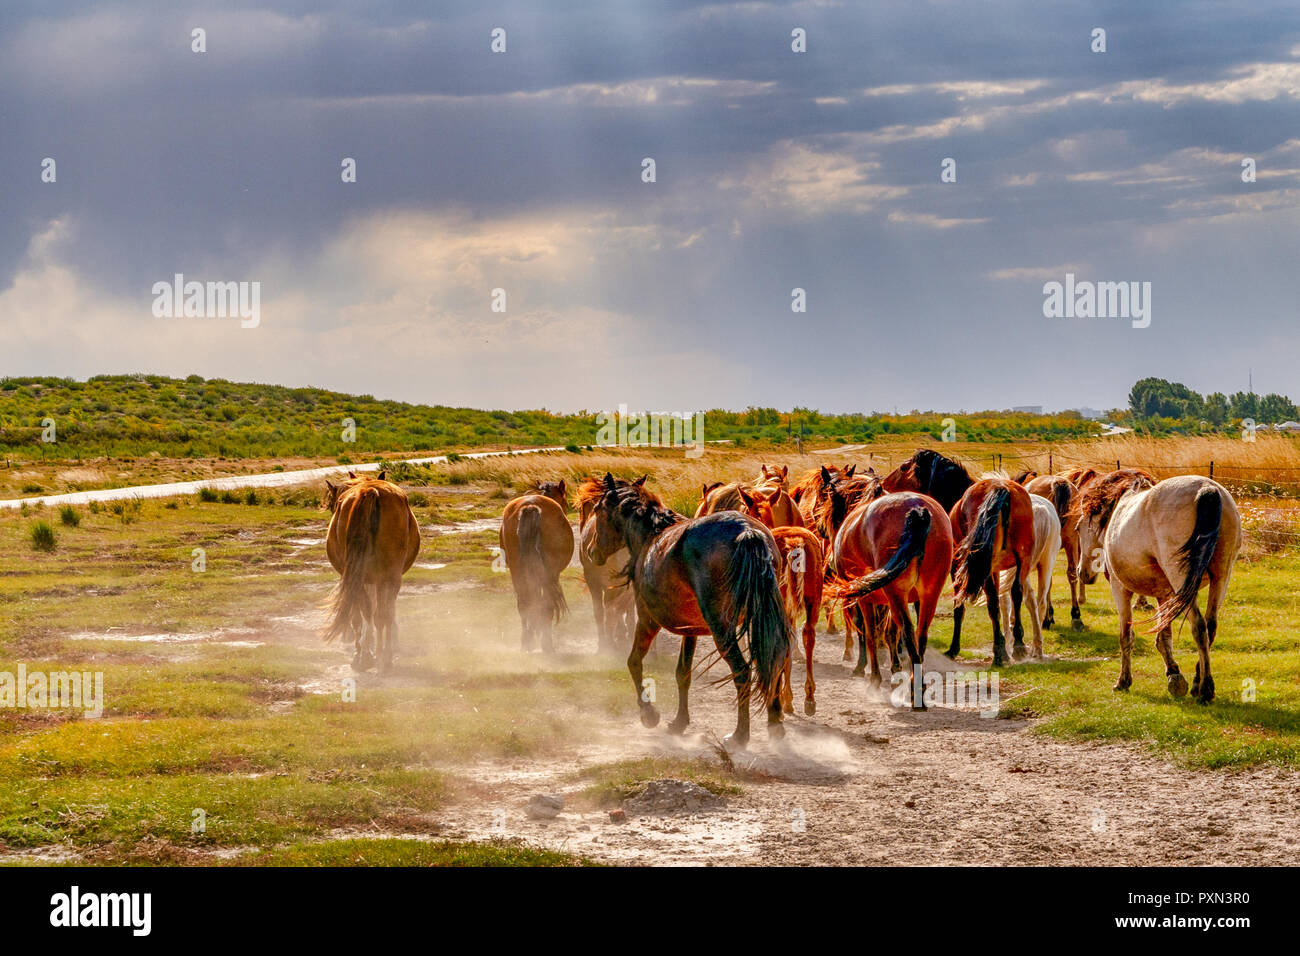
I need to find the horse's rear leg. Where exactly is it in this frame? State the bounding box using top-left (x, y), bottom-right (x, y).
top-left (1153, 622), bottom-right (1188, 698)
top-left (946, 602), bottom-right (964, 658)
top-left (1009, 559), bottom-right (1029, 660)
top-left (376, 581), bottom-right (400, 673)
top-left (1066, 541), bottom-right (1083, 630)
top-left (1187, 601), bottom-right (1214, 704)
top-left (588, 581), bottom-right (608, 652)
top-left (801, 598), bottom-right (818, 715)
top-left (1024, 565), bottom-right (1043, 659)
top-left (857, 601), bottom-right (882, 686)
top-left (888, 593), bottom-right (923, 711)
top-left (717, 634), bottom-right (752, 750)
top-left (668, 635), bottom-right (697, 733)
top-left (627, 619), bottom-right (661, 728)
top-left (984, 577), bottom-right (1009, 667)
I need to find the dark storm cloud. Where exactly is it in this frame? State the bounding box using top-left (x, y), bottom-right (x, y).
top-left (4, 0), bottom-right (1300, 411)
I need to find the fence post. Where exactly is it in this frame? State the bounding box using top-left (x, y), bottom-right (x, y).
top-left (1209, 460), bottom-right (1214, 480)
top-left (1049, 451), bottom-right (1052, 473)
top-left (1117, 460), bottom-right (1121, 471)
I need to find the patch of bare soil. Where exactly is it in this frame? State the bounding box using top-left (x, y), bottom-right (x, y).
top-left (424, 637), bottom-right (1300, 866)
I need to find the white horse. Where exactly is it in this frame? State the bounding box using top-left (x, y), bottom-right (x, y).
top-left (996, 494), bottom-right (1061, 645)
top-left (1076, 472), bottom-right (1241, 704)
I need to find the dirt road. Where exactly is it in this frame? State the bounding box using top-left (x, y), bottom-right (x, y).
top-left (432, 634), bottom-right (1300, 866)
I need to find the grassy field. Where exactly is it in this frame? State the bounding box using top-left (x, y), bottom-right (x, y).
top-left (1, 444), bottom-right (1298, 864)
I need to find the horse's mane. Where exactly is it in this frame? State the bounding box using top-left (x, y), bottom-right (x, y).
top-left (1065, 467), bottom-right (1100, 489)
top-left (1073, 468), bottom-right (1156, 530)
top-left (815, 471), bottom-right (883, 539)
top-left (1011, 469), bottom-right (1038, 485)
top-left (607, 480), bottom-right (683, 541)
top-left (899, 448), bottom-right (975, 503)
top-left (790, 464), bottom-right (842, 504)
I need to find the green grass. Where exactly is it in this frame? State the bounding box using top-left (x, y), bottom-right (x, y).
top-left (237, 838), bottom-right (597, 867)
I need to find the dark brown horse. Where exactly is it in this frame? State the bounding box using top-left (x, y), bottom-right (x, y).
top-left (500, 480), bottom-right (573, 653)
top-left (947, 478), bottom-right (1039, 665)
top-left (881, 448), bottom-right (975, 512)
top-left (586, 473), bottom-right (790, 749)
top-left (323, 470), bottom-right (421, 672)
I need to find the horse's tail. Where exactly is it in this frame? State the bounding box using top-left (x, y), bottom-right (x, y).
top-left (727, 528), bottom-right (791, 707)
top-left (953, 487), bottom-right (1010, 603)
top-left (1051, 479), bottom-right (1072, 526)
top-left (1153, 487), bottom-right (1221, 632)
top-left (323, 488), bottom-right (379, 642)
top-left (518, 504), bottom-right (568, 623)
top-left (782, 544), bottom-right (806, 623)
top-left (829, 507), bottom-right (931, 603)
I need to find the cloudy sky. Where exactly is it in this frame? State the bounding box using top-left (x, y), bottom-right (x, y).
top-left (3, 0), bottom-right (1300, 414)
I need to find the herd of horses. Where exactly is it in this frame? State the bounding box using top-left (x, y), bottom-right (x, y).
top-left (318, 448), bottom-right (1242, 749)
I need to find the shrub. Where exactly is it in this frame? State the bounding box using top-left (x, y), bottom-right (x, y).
top-left (198, 487), bottom-right (219, 502)
top-left (244, 490), bottom-right (259, 506)
top-left (30, 521), bottom-right (56, 551)
top-left (59, 505), bottom-right (80, 527)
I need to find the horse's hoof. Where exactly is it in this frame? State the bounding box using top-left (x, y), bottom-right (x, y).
top-left (868, 673), bottom-right (881, 688)
top-left (943, 647), bottom-right (960, 660)
top-left (912, 702), bottom-right (928, 712)
top-left (804, 699), bottom-right (816, 716)
top-left (992, 655), bottom-right (1006, 668)
top-left (781, 703), bottom-right (794, 716)
top-left (722, 732), bottom-right (748, 752)
top-left (842, 652), bottom-right (852, 662)
top-left (1011, 644), bottom-right (1028, 661)
top-left (890, 662), bottom-right (902, 674)
top-left (1113, 681), bottom-right (1131, 693)
top-left (640, 707), bottom-right (660, 728)
top-left (1071, 619), bottom-right (1085, 632)
top-left (851, 666), bottom-right (866, 677)
top-left (768, 722), bottom-right (786, 740)
top-left (1168, 674), bottom-right (1189, 698)
top-left (666, 718), bottom-right (688, 735)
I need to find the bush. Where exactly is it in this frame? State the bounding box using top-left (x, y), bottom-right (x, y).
top-left (59, 505), bottom-right (80, 527)
top-left (565, 443), bottom-right (581, 454)
top-left (220, 491), bottom-right (240, 504)
top-left (198, 487), bottom-right (219, 502)
top-left (244, 490), bottom-right (259, 506)
top-left (30, 521), bottom-right (56, 551)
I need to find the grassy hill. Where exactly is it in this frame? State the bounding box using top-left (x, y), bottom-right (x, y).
top-left (0, 374), bottom-right (1102, 461)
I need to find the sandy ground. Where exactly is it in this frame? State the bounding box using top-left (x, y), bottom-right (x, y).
top-left (428, 632), bottom-right (1300, 866)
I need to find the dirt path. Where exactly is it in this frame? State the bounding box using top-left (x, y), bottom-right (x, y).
top-left (431, 634), bottom-right (1300, 866)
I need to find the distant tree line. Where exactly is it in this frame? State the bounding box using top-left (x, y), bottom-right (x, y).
top-left (1128, 377), bottom-right (1298, 429)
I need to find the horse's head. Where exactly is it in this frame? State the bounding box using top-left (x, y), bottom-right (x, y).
top-left (757, 464), bottom-right (788, 488)
top-left (881, 457), bottom-right (920, 495)
top-left (323, 480), bottom-right (341, 512)
top-left (534, 479), bottom-right (568, 510)
top-left (737, 486), bottom-right (774, 528)
top-left (588, 473), bottom-right (639, 564)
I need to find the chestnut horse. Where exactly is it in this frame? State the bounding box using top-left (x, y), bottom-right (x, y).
top-left (1075, 471), bottom-right (1241, 703)
top-left (587, 473), bottom-right (790, 749)
top-left (1024, 474), bottom-right (1084, 629)
top-left (500, 480), bottom-right (573, 653)
top-left (575, 478), bottom-right (635, 652)
top-left (994, 494), bottom-right (1060, 641)
top-left (822, 479), bottom-right (954, 708)
top-left (323, 470), bottom-right (421, 672)
top-left (948, 478), bottom-right (1039, 665)
top-left (754, 464), bottom-right (805, 528)
top-left (695, 482), bottom-right (774, 527)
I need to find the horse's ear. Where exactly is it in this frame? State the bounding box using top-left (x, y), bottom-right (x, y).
top-left (779, 465), bottom-right (788, 479)
top-left (866, 466), bottom-right (877, 477)
top-left (737, 487), bottom-right (755, 510)
top-left (791, 487), bottom-right (803, 502)
top-left (377, 470), bottom-right (386, 481)
top-left (820, 466), bottom-right (832, 484)
top-left (325, 480), bottom-right (336, 492)
top-left (845, 464), bottom-right (857, 477)
top-left (761, 464), bottom-right (770, 478)
top-left (557, 479), bottom-right (566, 493)
top-left (348, 470), bottom-right (356, 479)
top-left (603, 472), bottom-right (617, 493)
top-left (634, 475), bottom-right (647, 487)
top-left (763, 488), bottom-right (781, 503)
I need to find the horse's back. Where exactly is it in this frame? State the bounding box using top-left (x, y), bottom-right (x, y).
top-left (502, 494), bottom-right (574, 569)
top-left (1112, 476), bottom-right (1240, 577)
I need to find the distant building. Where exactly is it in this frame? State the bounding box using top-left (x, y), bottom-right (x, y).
top-left (1273, 421), bottom-right (1300, 432)
top-left (1010, 405), bottom-right (1043, 415)
top-left (1072, 406), bottom-right (1107, 420)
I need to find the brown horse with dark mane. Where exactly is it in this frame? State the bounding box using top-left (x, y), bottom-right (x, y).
top-left (323, 470), bottom-right (421, 672)
top-left (820, 470), bottom-right (953, 705)
top-left (881, 448), bottom-right (975, 512)
top-left (500, 480), bottom-right (573, 653)
top-left (587, 473), bottom-right (790, 749)
top-left (575, 478), bottom-right (635, 652)
top-left (948, 478), bottom-right (1039, 665)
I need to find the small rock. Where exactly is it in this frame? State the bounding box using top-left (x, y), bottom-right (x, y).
top-left (525, 794), bottom-right (565, 819)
